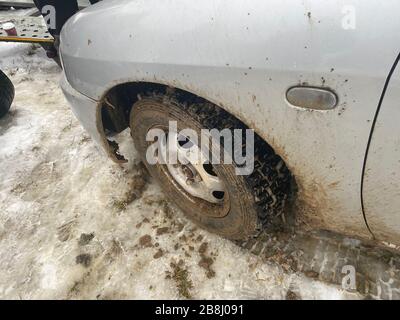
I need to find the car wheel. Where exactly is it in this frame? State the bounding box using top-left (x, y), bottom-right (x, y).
top-left (130, 93), bottom-right (291, 240)
top-left (0, 69), bottom-right (15, 119)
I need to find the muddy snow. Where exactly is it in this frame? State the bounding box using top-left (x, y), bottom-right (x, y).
top-left (0, 42), bottom-right (363, 300)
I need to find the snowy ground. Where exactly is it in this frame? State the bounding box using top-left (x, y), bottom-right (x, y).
top-left (0, 41), bottom-right (364, 300)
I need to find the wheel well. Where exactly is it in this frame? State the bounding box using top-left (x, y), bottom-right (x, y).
top-left (100, 81), bottom-right (297, 223)
top-left (100, 82), bottom-right (164, 134)
top-left (100, 80), bottom-right (284, 160)
top-left (100, 81), bottom-right (287, 166)
top-left (100, 81), bottom-right (240, 135)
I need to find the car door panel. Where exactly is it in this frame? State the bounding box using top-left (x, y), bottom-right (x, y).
top-left (364, 57), bottom-right (400, 244)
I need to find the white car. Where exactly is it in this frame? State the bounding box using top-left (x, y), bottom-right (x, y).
top-left (60, 0), bottom-right (400, 245)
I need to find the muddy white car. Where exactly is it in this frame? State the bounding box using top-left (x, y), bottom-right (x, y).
top-left (60, 0), bottom-right (400, 245)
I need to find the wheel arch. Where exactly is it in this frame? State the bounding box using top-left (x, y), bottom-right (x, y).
top-left (98, 80), bottom-right (291, 168)
top-left (96, 79), bottom-right (298, 234)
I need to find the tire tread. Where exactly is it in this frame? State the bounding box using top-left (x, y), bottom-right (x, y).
top-left (139, 91), bottom-right (292, 239)
top-left (0, 70), bottom-right (15, 118)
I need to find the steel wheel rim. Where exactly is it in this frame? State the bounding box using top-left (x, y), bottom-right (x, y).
top-left (157, 130), bottom-right (226, 205)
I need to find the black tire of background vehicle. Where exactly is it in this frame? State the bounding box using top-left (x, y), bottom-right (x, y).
top-left (130, 92), bottom-right (292, 241)
top-left (0, 70), bottom-right (15, 118)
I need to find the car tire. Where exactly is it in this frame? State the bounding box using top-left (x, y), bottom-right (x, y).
top-left (130, 92), bottom-right (291, 240)
top-left (0, 69), bottom-right (15, 118)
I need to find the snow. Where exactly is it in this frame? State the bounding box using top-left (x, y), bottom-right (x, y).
top-left (0, 42), bottom-right (362, 300)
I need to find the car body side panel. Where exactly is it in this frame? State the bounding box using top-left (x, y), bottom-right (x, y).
top-left (364, 60), bottom-right (400, 244)
top-left (60, 74), bottom-right (111, 159)
top-left (60, 0), bottom-right (400, 239)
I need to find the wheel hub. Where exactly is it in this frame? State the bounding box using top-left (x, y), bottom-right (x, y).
top-left (158, 131), bottom-right (226, 204)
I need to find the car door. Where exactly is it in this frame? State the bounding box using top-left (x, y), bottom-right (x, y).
top-left (363, 55), bottom-right (400, 245)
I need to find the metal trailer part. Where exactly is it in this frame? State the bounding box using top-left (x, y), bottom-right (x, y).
top-left (0, 15), bottom-right (53, 43)
top-left (0, 0), bottom-right (91, 44)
